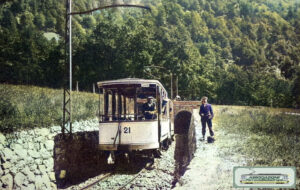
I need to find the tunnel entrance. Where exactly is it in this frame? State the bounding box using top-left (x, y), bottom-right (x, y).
top-left (174, 111), bottom-right (192, 134)
top-left (172, 110), bottom-right (197, 187)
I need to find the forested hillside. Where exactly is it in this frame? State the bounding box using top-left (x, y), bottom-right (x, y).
top-left (1, 0), bottom-right (300, 107)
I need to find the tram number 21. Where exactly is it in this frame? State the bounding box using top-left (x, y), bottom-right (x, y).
top-left (124, 127), bottom-right (131, 134)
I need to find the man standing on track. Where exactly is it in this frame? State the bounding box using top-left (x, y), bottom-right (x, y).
top-left (199, 96), bottom-right (214, 141)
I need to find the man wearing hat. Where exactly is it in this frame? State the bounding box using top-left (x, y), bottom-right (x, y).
top-left (199, 96), bottom-right (214, 140)
top-left (143, 96), bottom-right (157, 120)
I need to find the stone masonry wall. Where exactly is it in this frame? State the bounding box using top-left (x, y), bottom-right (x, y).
top-left (0, 119), bottom-right (98, 190)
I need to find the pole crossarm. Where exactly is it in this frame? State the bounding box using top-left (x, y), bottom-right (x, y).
top-left (69, 4), bottom-right (151, 15)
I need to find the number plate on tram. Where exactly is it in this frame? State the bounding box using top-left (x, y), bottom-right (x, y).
top-left (123, 127), bottom-right (131, 134)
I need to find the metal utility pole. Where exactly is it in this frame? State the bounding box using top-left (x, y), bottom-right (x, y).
top-left (62, 0), bottom-right (72, 137)
top-left (176, 76), bottom-right (178, 97)
top-left (170, 73), bottom-right (173, 99)
top-left (62, 2), bottom-right (150, 137)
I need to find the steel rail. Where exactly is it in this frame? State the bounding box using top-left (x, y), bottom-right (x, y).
top-left (79, 172), bottom-right (113, 190)
top-left (78, 161), bottom-right (152, 190)
top-left (117, 167), bottom-right (148, 190)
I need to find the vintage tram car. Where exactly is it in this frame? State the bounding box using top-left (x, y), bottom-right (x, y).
top-left (97, 78), bottom-right (174, 163)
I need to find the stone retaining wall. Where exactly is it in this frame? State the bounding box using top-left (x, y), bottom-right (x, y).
top-left (54, 131), bottom-right (108, 189)
top-left (0, 119), bottom-right (98, 190)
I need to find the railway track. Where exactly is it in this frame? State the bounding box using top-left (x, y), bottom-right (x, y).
top-left (80, 172), bottom-right (113, 190)
top-left (63, 140), bottom-right (176, 190)
top-left (78, 160), bottom-right (153, 190)
top-left (117, 167), bottom-right (148, 190)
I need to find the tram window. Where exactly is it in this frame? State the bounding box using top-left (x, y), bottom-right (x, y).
top-left (162, 99), bottom-right (169, 119)
top-left (141, 97), bottom-right (157, 120)
top-left (162, 100), bottom-right (167, 115)
top-left (137, 100), bottom-right (144, 120)
top-left (99, 86), bottom-right (160, 122)
top-left (136, 87), bottom-right (158, 121)
top-left (137, 97), bottom-right (147, 120)
top-left (126, 98), bottom-right (135, 120)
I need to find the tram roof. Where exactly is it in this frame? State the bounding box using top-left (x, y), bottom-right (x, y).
top-left (97, 78), bottom-right (168, 96)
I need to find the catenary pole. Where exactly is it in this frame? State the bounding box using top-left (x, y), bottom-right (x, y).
top-left (62, 2), bottom-right (151, 137)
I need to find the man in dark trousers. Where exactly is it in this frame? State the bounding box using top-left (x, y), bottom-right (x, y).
top-left (199, 96), bottom-right (214, 141)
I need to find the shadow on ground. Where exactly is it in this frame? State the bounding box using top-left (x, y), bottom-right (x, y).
top-left (172, 111), bottom-right (197, 187)
top-left (53, 131), bottom-right (149, 188)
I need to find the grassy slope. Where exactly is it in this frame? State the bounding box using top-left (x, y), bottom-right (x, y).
top-left (214, 105), bottom-right (300, 188)
top-left (0, 84), bottom-right (99, 133)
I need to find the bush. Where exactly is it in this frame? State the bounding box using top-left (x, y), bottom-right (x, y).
top-left (215, 106), bottom-right (300, 136)
top-left (0, 95), bottom-right (20, 133)
top-left (247, 110), bottom-right (300, 135)
top-left (0, 84), bottom-right (99, 133)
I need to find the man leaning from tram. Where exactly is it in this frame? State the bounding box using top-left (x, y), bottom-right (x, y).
top-left (143, 96), bottom-right (157, 120)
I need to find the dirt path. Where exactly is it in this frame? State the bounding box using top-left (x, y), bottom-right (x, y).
top-left (174, 111), bottom-right (248, 190)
